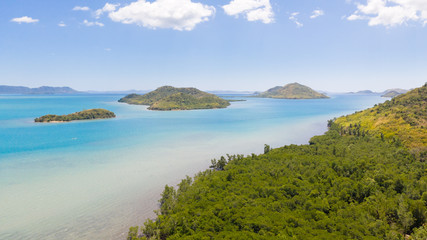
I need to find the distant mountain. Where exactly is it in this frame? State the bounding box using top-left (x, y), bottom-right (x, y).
top-left (0, 85), bottom-right (79, 94)
top-left (257, 83), bottom-right (329, 99)
top-left (347, 90), bottom-right (378, 94)
top-left (381, 88), bottom-right (408, 98)
top-left (118, 86), bottom-right (231, 111)
top-left (356, 90), bottom-right (375, 94)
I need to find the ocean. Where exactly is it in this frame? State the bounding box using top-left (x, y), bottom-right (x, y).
top-left (0, 93), bottom-right (385, 239)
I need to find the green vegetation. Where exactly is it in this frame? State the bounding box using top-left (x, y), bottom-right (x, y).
top-left (118, 86), bottom-right (230, 111)
top-left (34, 109), bottom-right (115, 122)
top-left (128, 84), bottom-right (426, 240)
top-left (257, 83), bottom-right (329, 99)
top-left (382, 91), bottom-right (403, 98)
top-left (335, 83), bottom-right (426, 158)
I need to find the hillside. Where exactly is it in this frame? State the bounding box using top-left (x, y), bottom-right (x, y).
top-left (128, 84), bottom-right (426, 240)
top-left (257, 83), bottom-right (329, 99)
top-left (335, 83), bottom-right (426, 156)
top-left (0, 85), bottom-right (79, 94)
top-left (118, 86), bottom-right (230, 110)
top-left (35, 109), bottom-right (115, 122)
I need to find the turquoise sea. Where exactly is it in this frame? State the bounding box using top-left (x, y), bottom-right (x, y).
top-left (0, 94), bottom-right (385, 239)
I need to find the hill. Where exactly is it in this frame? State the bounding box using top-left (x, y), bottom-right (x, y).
top-left (0, 85), bottom-right (79, 94)
top-left (35, 109), bottom-right (115, 122)
top-left (257, 83), bottom-right (329, 99)
top-left (381, 89), bottom-right (408, 98)
top-left (335, 84), bottom-right (426, 156)
top-left (118, 86), bottom-right (230, 111)
top-left (128, 84), bottom-right (426, 240)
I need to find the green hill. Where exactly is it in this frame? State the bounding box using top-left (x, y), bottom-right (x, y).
top-left (257, 83), bottom-right (329, 99)
top-left (35, 109), bottom-right (115, 122)
top-left (335, 83), bottom-right (426, 157)
top-left (118, 86), bottom-right (230, 111)
top-left (128, 84), bottom-right (427, 240)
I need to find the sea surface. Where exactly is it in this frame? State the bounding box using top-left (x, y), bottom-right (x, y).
top-left (0, 93), bottom-right (385, 239)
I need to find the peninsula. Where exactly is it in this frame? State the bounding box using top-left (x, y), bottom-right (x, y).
top-left (257, 83), bottom-right (329, 99)
top-left (118, 86), bottom-right (231, 111)
top-left (35, 109), bottom-right (116, 122)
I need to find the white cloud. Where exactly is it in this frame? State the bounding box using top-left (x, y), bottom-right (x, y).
top-left (289, 12), bottom-right (303, 28)
top-left (58, 21), bottom-right (66, 27)
top-left (347, 0), bottom-right (427, 27)
top-left (83, 20), bottom-right (104, 27)
top-left (108, 0), bottom-right (215, 31)
top-left (11, 16), bottom-right (39, 24)
top-left (73, 6), bottom-right (90, 11)
top-left (95, 3), bottom-right (120, 19)
top-left (222, 0), bottom-right (274, 24)
top-left (310, 10), bottom-right (324, 19)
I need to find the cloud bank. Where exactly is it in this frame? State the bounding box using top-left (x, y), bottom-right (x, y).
top-left (108, 0), bottom-right (215, 31)
top-left (11, 16), bottom-right (39, 24)
top-left (348, 0), bottom-right (427, 26)
top-left (222, 0), bottom-right (274, 24)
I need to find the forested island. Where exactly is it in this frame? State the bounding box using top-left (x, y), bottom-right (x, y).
top-left (257, 83), bottom-right (329, 99)
top-left (128, 84), bottom-right (426, 239)
top-left (35, 109), bottom-right (116, 122)
top-left (118, 86), bottom-right (230, 111)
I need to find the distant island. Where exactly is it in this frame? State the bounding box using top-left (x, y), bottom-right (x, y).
top-left (35, 109), bottom-right (115, 122)
top-left (381, 88), bottom-right (408, 98)
top-left (257, 83), bottom-right (329, 99)
top-left (118, 86), bottom-right (231, 111)
top-left (0, 85), bottom-right (79, 94)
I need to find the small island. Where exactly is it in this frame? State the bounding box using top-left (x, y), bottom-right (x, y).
top-left (118, 86), bottom-right (231, 111)
top-left (35, 109), bottom-right (116, 122)
top-left (257, 82), bottom-right (329, 99)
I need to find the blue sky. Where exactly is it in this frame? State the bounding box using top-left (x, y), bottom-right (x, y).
top-left (0, 0), bottom-right (426, 92)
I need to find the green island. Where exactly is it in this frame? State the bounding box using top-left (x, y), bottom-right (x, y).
top-left (257, 83), bottom-right (329, 99)
top-left (128, 84), bottom-right (426, 239)
top-left (34, 109), bottom-right (116, 122)
top-left (118, 86), bottom-right (230, 111)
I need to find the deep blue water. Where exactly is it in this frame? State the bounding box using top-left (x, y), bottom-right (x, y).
top-left (0, 93), bottom-right (385, 240)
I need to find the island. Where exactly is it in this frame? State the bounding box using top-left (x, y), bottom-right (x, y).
top-left (256, 82), bottom-right (329, 99)
top-left (127, 84), bottom-right (426, 240)
top-left (34, 109), bottom-right (116, 122)
top-left (381, 88), bottom-right (408, 98)
top-left (118, 86), bottom-right (231, 111)
top-left (0, 85), bottom-right (79, 94)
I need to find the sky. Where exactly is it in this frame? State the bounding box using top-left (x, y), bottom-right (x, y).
top-left (0, 0), bottom-right (426, 92)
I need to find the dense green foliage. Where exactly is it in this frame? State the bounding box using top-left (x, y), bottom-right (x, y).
top-left (128, 84), bottom-right (426, 240)
top-left (118, 86), bottom-right (230, 111)
top-left (257, 83), bottom-right (329, 99)
top-left (34, 109), bottom-right (115, 122)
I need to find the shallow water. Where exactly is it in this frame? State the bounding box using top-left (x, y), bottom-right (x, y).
top-left (0, 93), bottom-right (385, 239)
